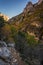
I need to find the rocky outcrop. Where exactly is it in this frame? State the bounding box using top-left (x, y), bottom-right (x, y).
top-left (0, 13), bottom-right (9, 21)
top-left (0, 41), bottom-right (12, 65)
top-left (0, 41), bottom-right (43, 65)
top-left (9, 0), bottom-right (43, 41)
top-left (23, 2), bottom-right (34, 14)
top-left (0, 41), bottom-right (27, 65)
top-left (38, 0), bottom-right (43, 5)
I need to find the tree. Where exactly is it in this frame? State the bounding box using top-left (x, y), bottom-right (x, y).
top-left (0, 16), bottom-right (5, 40)
top-left (0, 16), bottom-right (5, 28)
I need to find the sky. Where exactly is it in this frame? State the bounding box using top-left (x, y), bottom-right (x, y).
top-left (0, 0), bottom-right (38, 18)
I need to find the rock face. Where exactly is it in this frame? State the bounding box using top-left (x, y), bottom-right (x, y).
top-left (23, 2), bottom-right (33, 13)
top-left (0, 41), bottom-right (26, 65)
top-left (0, 13), bottom-right (9, 21)
top-left (38, 0), bottom-right (43, 5)
top-left (0, 41), bottom-right (12, 65)
top-left (9, 1), bottom-right (43, 41)
top-left (0, 41), bottom-right (43, 65)
top-left (0, 41), bottom-right (11, 58)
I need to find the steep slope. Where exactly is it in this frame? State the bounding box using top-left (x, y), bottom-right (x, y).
top-left (0, 1), bottom-right (43, 65)
top-left (8, 1), bottom-right (43, 65)
top-left (9, 0), bottom-right (43, 41)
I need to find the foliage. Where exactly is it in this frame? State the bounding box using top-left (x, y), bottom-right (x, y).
top-left (25, 33), bottom-right (38, 46)
top-left (0, 16), bottom-right (5, 40)
top-left (11, 25), bottom-right (17, 38)
top-left (0, 16), bottom-right (5, 28)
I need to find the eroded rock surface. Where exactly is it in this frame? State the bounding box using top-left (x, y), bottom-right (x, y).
top-left (0, 41), bottom-right (26, 65)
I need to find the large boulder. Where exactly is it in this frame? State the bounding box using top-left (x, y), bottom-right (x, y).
top-left (0, 41), bottom-right (11, 59)
top-left (0, 41), bottom-right (18, 65)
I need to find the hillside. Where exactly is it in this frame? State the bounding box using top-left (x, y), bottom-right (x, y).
top-left (9, 0), bottom-right (43, 42)
top-left (0, 0), bottom-right (43, 65)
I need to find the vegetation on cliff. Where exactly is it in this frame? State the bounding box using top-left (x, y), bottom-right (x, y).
top-left (0, 1), bottom-right (43, 65)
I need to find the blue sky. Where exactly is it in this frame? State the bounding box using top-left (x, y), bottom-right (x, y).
top-left (0, 0), bottom-right (38, 18)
